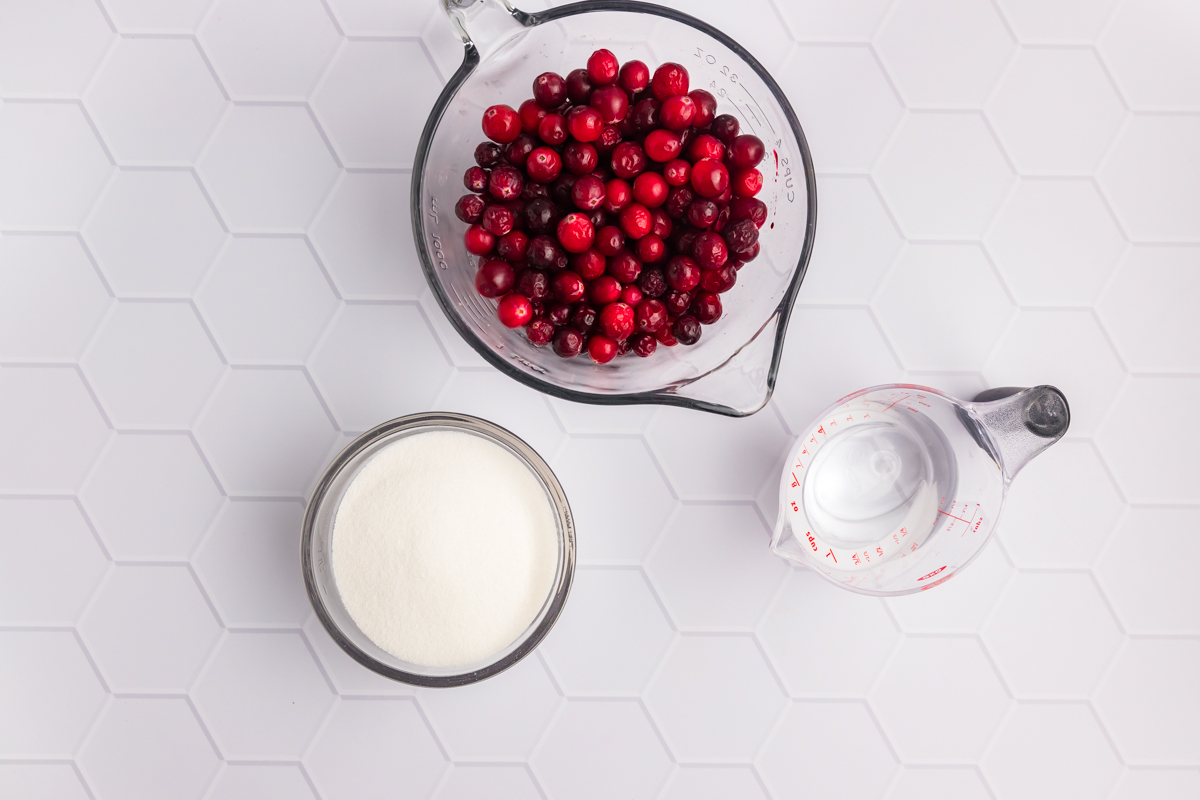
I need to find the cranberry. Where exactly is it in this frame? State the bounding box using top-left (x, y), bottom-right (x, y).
top-left (655, 321), bottom-right (678, 346)
top-left (608, 249), bottom-right (642, 283)
top-left (690, 290), bottom-right (722, 324)
top-left (651, 208), bottom-right (672, 238)
top-left (710, 114), bottom-right (740, 143)
top-left (660, 94), bottom-right (696, 130)
top-left (587, 49), bottom-right (619, 85)
top-left (599, 302), bottom-right (635, 341)
top-left (464, 166), bottom-right (489, 192)
top-left (474, 257), bottom-right (514, 297)
top-left (630, 97), bottom-right (660, 132)
top-left (611, 142), bottom-right (647, 179)
top-left (475, 141), bottom-right (502, 167)
top-left (551, 270), bottom-right (586, 303)
top-left (619, 59), bottom-right (650, 93)
top-left (688, 133), bottom-right (725, 162)
top-left (700, 264), bottom-right (738, 294)
top-left (538, 113), bottom-right (567, 145)
top-left (663, 158), bottom-right (690, 186)
top-left (482, 203), bottom-right (515, 236)
top-left (740, 241), bottom-right (760, 261)
top-left (496, 229), bottom-right (528, 261)
top-left (488, 164), bottom-right (524, 200)
top-left (729, 134), bottom-right (766, 169)
top-left (730, 196), bottom-right (768, 228)
top-left (603, 179), bottom-right (632, 213)
top-left (497, 293), bottom-right (533, 327)
top-left (595, 125), bottom-right (622, 154)
top-left (526, 317), bottom-right (555, 345)
top-left (546, 301), bottom-right (572, 326)
top-left (550, 174), bottom-right (575, 206)
top-left (553, 326), bottom-right (584, 357)
top-left (732, 168), bottom-right (762, 197)
top-left (589, 85), bottom-right (629, 124)
top-left (588, 333), bottom-right (618, 363)
top-left (631, 332), bottom-right (657, 357)
top-left (595, 224), bottom-right (624, 256)
top-left (621, 285), bottom-right (643, 306)
top-left (563, 141), bottom-right (598, 175)
top-left (533, 71), bottom-right (567, 108)
top-left (673, 314), bottom-right (702, 344)
top-left (690, 158), bottom-right (729, 198)
top-left (565, 68), bottom-right (594, 103)
top-left (691, 230), bottom-right (728, 269)
top-left (527, 235), bottom-right (562, 268)
top-left (455, 193), bottom-right (485, 223)
top-left (587, 208), bottom-right (608, 230)
top-left (650, 62), bottom-right (689, 100)
top-left (482, 104), bottom-right (521, 143)
top-left (634, 298), bottom-right (667, 332)
top-left (520, 146), bottom-right (557, 184)
top-left (689, 89), bottom-right (717, 126)
top-left (643, 129), bottom-right (682, 162)
top-left (503, 198), bottom-right (526, 228)
top-left (664, 186), bottom-right (695, 219)
top-left (665, 255), bottom-right (701, 292)
top-left (567, 106), bottom-right (604, 142)
top-left (723, 218), bottom-right (759, 254)
top-left (515, 268), bottom-right (550, 301)
top-left (524, 197), bottom-right (560, 234)
top-left (665, 289), bottom-right (692, 316)
top-left (636, 233), bottom-right (666, 263)
top-left (519, 99), bottom-right (546, 134)
top-left (638, 267), bottom-right (667, 298)
top-left (556, 213), bottom-right (595, 253)
top-left (570, 304), bottom-right (598, 333)
top-left (521, 181), bottom-right (549, 201)
top-left (588, 275), bottom-right (622, 305)
top-left (571, 174), bottom-right (606, 211)
top-left (672, 226), bottom-right (699, 256)
top-left (572, 248), bottom-right (606, 280)
top-left (619, 202), bottom-right (652, 239)
top-left (464, 224), bottom-right (494, 255)
top-left (685, 198), bottom-right (719, 229)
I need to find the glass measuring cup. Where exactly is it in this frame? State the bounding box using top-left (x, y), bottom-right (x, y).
top-left (771, 385), bottom-right (1070, 595)
top-left (412, 0), bottom-right (817, 417)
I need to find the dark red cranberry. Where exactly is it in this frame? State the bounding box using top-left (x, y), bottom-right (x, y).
top-left (595, 125), bottom-right (623, 155)
top-left (732, 168), bottom-right (762, 197)
top-left (504, 133), bottom-right (535, 167)
top-left (550, 175), bottom-right (576, 207)
top-left (710, 114), bottom-right (740, 143)
top-left (723, 218), bottom-right (759, 254)
top-left (488, 165), bottom-right (524, 200)
top-left (546, 301), bottom-right (572, 326)
top-left (592, 165), bottom-right (613, 183)
top-left (603, 179), bottom-right (632, 213)
top-left (615, 115), bottom-right (636, 138)
top-left (590, 85), bottom-right (629, 124)
top-left (660, 94), bottom-right (696, 130)
top-left (482, 104), bottom-right (521, 143)
top-left (496, 229), bottom-right (529, 261)
top-left (519, 99), bottom-right (546, 134)
top-left (525, 235), bottom-right (558, 268)
top-left (556, 213), bottom-right (595, 253)
top-left (619, 60), bottom-right (650, 93)
top-left (700, 264), bottom-right (738, 294)
top-left (553, 326), bottom-right (584, 357)
top-left (571, 174), bottom-right (606, 211)
top-left (520, 181), bottom-right (549, 201)
top-left (566, 68), bottom-right (594, 104)
top-left (475, 141), bottom-right (502, 167)
top-left (595, 224), bottom-right (624, 256)
top-left (464, 166), bottom-right (489, 193)
top-left (631, 332), bottom-right (657, 357)
top-left (650, 62), bottom-right (689, 100)
top-left (611, 142), bottom-right (647, 179)
top-left (588, 275), bottom-right (622, 305)
top-left (636, 233), bottom-right (665, 263)
top-left (572, 248), bottom-right (606, 280)
top-left (729, 134), bottom-right (766, 169)
top-left (713, 203), bottom-right (730, 233)
top-left (690, 158), bottom-right (729, 199)
top-left (678, 126), bottom-right (697, 153)
top-left (740, 241), bottom-right (760, 261)
top-left (482, 203), bottom-right (515, 236)
top-left (689, 89), bottom-right (717, 126)
top-left (588, 333), bottom-right (618, 363)
top-left (552, 270), bottom-right (586, 303)
top-left (599, 302), bottom-right (634, 340)
top-left (608, 249), bottom-right (642, 283)
top-left (665, 289), bottom-right (692, 316)
top-left (524, 198), bottom-right (560, 234)
top-left (692, 231), bottom-right (728, 269)
top-left (563, 141), bottom-right (599, 175)
top-left (630, 98), bottom-right (660, 132)
top-left (619, 202), bottom-right (652, 239)
top-left (686, 198), bottom-right (720, 230)
top-left (474, 257), bottom-right (514, 298)
top-left (651, 208), bottom-right (672, 238)
top-left (689, 134), bottom-right (725, 162)
top-left (538, 113), bottom-right (568, 146)
top-left (567, 106), bottom-right (604, 142)
top-left (643, 129), bottom-right (681, 162)
top-left (665, 255), bottom-right (701, 292)
top-left (664, 186), bottom-right (695, 219)
top-left (515, 268), bottom-right (549, 301)
top-left (690, 290), bottom-right (722, 324)
top-left (527, 317), bottom-right (555, 345)
top-left (663, 158), bottom-right (690, 186)
top-left (497, 293), bottom-right (533, 327)
top-left (655, 319), bottom-right (678, 346)
top-left (730, 196), bottom-right (768, 228)
top-left (455, 193), bottom-right (485, 223)
top-left (464, 224), bottom-right (494, 255)
top-left (638, 267), bottom-right (667, 298)
top-left (570, 304), bottom-right (598, 333)
top-left (587, 49), bottom-right (620, 85)
top-left (671, 226), bottom-right (699, 257)
top-left (634, 298), bottom-right (667, 332)
top-left (621, 284), bottom-right (643, 306)
top-left (587, 208), bottom-right (608, 230)
top-left (533, 72), bottom-right (568, 109)
top-left (673, 314), bottom-right (702, 344)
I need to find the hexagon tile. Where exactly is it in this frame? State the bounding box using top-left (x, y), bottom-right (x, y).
top-left (1, 0), bottom-right (1197, 798)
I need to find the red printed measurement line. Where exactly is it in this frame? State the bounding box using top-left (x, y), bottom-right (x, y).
top-left (936, 510), bottom-right (973, 524)
top-left (882, 393), bottom-right (911, 412)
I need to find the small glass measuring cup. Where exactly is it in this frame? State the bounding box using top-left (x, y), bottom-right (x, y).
top-left (771, 384), bottom-right (1069, 595)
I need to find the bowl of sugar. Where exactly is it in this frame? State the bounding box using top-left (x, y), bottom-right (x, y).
top-left (302, 412), bottom-right (575, 687)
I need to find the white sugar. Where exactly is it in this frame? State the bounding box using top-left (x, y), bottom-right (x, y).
top-left (332, 430), bottom-right (559, 668)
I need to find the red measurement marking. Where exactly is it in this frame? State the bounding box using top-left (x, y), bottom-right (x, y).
top-left (918, 565), bottom-right (947, 581)
top-left (825, 549), bottom-right (837, 563)
top-left (791, 472), bottom-right (800, 488)
top-left (882, 394), bottom-right (910, 412)
top-left (937, 509), bottom-right (972, 524)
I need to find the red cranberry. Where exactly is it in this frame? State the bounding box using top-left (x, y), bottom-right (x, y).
top-left (671, 226), bottom-right (700, 256)
top-left (713, 202), bottom-right (730, 232)
top-left (482, 104), bottom-right (521, 143)
top-left (640, 130), bottom-right (677, 164)
top-left (595, 224), bottom-right (624, 256)
top-left (729, 134), bottom-right (766, 169)
top-left (571, 174), bottom-right (606, 211)
top-left (619, 60), bottom-right (650, 93)
top-left (631, 332), bottom-right (657, 357)
top-left (567, 106), bottom-right (604, 142)
top-left (689, 89), bottom-right (717, 126)
top-left (608, 249), bottom-right (642, 283)
top-left (553, 326), bottom-right (584, 357)
top-left (740, 241), bottom-right (760, 261)
top-left (588, 275), bottom-right (622, 305)
top-left (700, 264), bottom-right (738, 294)
top-left (587, 49), bottom-right (619, 85)
top-left (572, 248), bottom-right (606, 280)
top-left (730, 196), bottom-right (768, 228)
top-left (497, 293), bottom-right (533, 327)
top-left (475, 141), bottom-right (502, 167)
top-left (563, 141), bottom-right (599, 175)
top-left (519, 99), bottom-right (546, 134)
top-left (515, 268), bottom-right (550, 301)
top-left (692, 231), bottom-right (727, 269)
top-left (589, 85), bottom-right (629, 124)
top-left (596, 125), bottom-right (623, 154)
top-left (464, 224), bottom-right (494, 255)
top-left (556, 213), bottom-right (595, 253)
top-left (522, 147), bottom-right (558, 184)
top-left (621, 285), bottom-right (643, 306)
top-left (533, 72), bottom-right (567, 108)
top-left (636, 233), bottom-right (666, 263)
top-left (686, 198), bottom-right (719, 229)
top-left (524, 197), bottom-right (560, 234)
top-left (619, 202), bottom-right (652, 239)
top-left (455, 193), bottom-right (485, 223)
top-left (638, 267), bottom-right (667, 297)
top-left (678, 126), bottom-right (697, 152)
top-left (660, 94), bottom-right (696, 130)
top-left (551, 270), bottom-right (586, 303)
top-left (527, 317), bottom-right (555, 345)
top-left (714, 181), bottom-right (734, 205)
top-left (663, 158), bottom-right (690, 186)
top-left (465, 165), bottom-right (491, 194)
top-left (546, 301), bottom-right (572, 326)
top-left (566, 68), bottom-right (594, 103)
top-left (588, 333), bottom-right (618, 363)
top-left (496, 230), bottom-right (528, 261)
top-left (664, 186), bottom-right (695, 219)
top-left (688, 133), bottom-right (725, 162)
top-left (732, 168), bottom-right (763, 197)
top-left (630, 97), bottom-right (660, 132)
top-left (538, 113), bottom-right (567, 145)
top-left (527, 235), bottom-right (563, 268)
top-left (673, 314), bottom-right (702, 344)
top-left (603, 179), bottom-right (632, 213)
top-left (665, 255), bottom-right (701, 292)
top-left (611, 142), bottom-right (647, 179)
top-left (482, 203), bottom-right (515, 236)
top-left (599, 302), bottom-right (635, 340)
top-left (665, 289), bottom-right (692, 316)
top-left (723, 218), bottom-right (759, 254)
top-left (710, 114), bottom-right (740, 143)
top-left (634, 298), bottom-right (667, 332)
top-left (690, 158), bottom-right (729, 198)
top-left (651, 208), bottom-right (672, 238)
top-left (474, 257), bottom-right (514, 297)
top-left (690, 290), bottom-right (722, 324)
top-left (650, 62), bottom-right (689, 100)
top-left (570, 304), bottom-right (598, 332)
top-left (655, 320), bottom-right (678, 346)
top-left (488, 164), bottom-right (524, 200)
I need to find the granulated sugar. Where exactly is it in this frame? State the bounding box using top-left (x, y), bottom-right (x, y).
top-left (332, 430), bottom-right (559, 668)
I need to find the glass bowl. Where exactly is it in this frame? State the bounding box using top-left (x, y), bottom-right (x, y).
top-left (301, 412), bottom-right (576, 687)
top-left (412, 0), bottom-right (817, 417)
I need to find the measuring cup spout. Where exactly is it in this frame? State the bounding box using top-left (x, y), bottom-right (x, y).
top-left (441, 0), bottom-right (530, 53)
top-left (967, 385), bottom-right (1070, 482)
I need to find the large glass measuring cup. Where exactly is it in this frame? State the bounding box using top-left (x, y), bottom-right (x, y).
top-left (771, 384), bottom-right (1069, 595)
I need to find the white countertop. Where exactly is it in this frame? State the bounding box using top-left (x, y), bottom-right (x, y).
top-left (1, 0), bottom-right (1198, 798)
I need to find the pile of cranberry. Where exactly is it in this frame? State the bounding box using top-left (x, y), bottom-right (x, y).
top-left (455, 49), bottom-right (767, 364)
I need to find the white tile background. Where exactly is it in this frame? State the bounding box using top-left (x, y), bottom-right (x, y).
top-left (1, 0), bottom-right (1198, 797)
